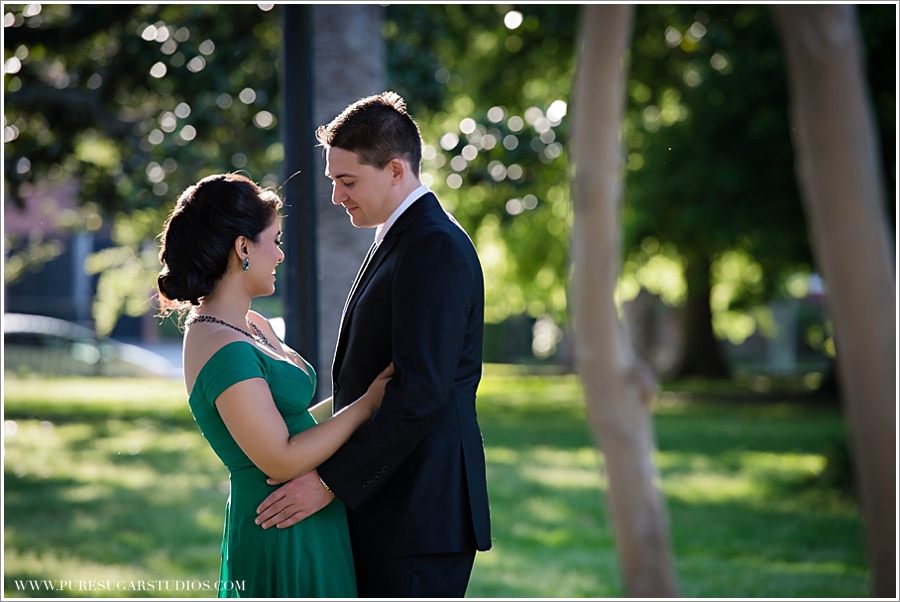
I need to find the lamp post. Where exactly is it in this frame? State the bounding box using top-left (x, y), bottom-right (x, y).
top-left (279, 4), bottom-right (319, 380)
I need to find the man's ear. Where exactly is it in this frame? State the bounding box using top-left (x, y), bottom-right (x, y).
top-left (388, 157), bottom-right (407, 183)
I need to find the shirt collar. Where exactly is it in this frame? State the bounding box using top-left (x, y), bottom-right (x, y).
top-left (375, 183), bottom-right (430, 246)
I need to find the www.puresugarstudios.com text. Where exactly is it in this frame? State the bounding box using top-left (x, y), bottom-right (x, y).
top-left (12, 579), bottom-right (245, 593)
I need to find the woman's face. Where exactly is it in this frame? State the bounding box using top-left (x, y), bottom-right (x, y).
top-left (245, 214), bottom-right (284, 297)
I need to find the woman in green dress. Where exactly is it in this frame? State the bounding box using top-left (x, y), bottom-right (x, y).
top-left (156, 173), bottom-right (390, 597)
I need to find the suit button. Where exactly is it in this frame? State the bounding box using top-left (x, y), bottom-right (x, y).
top-left (333, 384), bottom-right (340, 395)
top-left (381, 466), bottom-right (388, 474)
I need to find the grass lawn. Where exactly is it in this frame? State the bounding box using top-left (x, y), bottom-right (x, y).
top-left (3, 368), bottom-right (868, 598)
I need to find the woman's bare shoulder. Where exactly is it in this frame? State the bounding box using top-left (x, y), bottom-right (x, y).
top-left (183, 324), bottom-right (247, 395)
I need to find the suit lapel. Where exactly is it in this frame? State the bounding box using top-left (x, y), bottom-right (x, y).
top-left (346, 193), bottom-right (439, 311)
top-left (341, 241), bottom-right (377, 320)
top-left (332, 193), bottom-right (441, 376)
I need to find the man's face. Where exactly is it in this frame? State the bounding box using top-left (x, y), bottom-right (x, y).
top-left (325, 147), bottom-right (394, 229)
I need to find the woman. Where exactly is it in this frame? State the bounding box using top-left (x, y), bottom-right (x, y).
top-left (157, 173), bottom-right (388, 597)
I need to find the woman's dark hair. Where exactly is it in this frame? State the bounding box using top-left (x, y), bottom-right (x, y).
top-left (315, 91), bottom-right (422, 176)
top-left (157, 173), bottom-right (282, 315)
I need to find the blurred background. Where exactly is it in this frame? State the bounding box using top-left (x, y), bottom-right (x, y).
top-left (3, 3), bottom-right (896, 598)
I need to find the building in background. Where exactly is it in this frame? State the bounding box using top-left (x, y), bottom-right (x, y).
top-left (4, 181), bottom-right (142, 340)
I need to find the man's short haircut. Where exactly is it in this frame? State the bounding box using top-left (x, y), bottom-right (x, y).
top-left (315, 91), bottom-right (422, 176)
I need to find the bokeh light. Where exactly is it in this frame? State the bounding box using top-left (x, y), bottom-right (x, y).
top-left (440, 132), bottom-right (459, 150)
top-left (503, 10), bottom-right (523, 30)
top-left (186, 56), bottom-right (206, 72)
top-left (150, 62), bottom-right (167, 78)
top-left (446, 173), bottom-right (462, 189)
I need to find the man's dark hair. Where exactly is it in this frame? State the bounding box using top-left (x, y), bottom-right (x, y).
top-left (315, 91), bottom-right (422, 176)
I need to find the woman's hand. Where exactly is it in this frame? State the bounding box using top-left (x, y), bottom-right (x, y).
top-left (364, 362), bottom-right (394, 412)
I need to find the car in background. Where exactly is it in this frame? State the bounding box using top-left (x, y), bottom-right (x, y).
top-left (3, 313), bottom-right (179, 378)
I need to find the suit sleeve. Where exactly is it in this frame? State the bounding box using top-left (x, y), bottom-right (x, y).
top-left (317, 231), bottom-right (471, 510)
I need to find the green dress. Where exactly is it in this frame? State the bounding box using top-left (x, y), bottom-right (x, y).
top-left (188, 341), bottom-right (357, 598)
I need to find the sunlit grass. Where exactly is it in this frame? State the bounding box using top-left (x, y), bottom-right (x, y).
top-left (468, 368), bottom-right (866, 597)
top-left (4, 376), bottom-right (221, 598)
top-left (3, 377), bottom-right (190, 420)
top-left (3, 370), bottom-right (868, 598)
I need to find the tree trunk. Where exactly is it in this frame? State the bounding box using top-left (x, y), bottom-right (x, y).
top-left (571, 4), bottom-right (680, 597)
top-left (772, 6), bottom-right (896, 597)
top-left (675, 257), bottom-right (730, 379)
top-left (312, 5), bottom-right (386, 398)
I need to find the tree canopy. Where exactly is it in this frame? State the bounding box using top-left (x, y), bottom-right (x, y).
top-left (385, 3), bottom-right (895, 372)
top-left (623, 5), bottom-right (893, 324)
top-left (4, 3), bottom-right (893, 355)
top-left (385, 5), bottom-right (580, 330)
top-left (4, 4), bottom-right (282, 335)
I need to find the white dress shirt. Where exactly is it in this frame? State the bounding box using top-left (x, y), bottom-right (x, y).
top-left (374, 184), bottom-right (430, 248)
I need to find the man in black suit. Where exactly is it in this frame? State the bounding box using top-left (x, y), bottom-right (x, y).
top-left (255, 92), bottom-right (491, 597)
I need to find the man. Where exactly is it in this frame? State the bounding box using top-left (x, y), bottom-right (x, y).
top-left (255, 91), bottom-right (491, 597)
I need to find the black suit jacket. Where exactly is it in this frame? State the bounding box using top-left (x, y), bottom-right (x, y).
top-left (317, 192), bottom-right (492, 563)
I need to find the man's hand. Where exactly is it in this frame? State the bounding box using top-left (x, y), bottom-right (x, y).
top-left (255, 469), bottom-right (334, 529)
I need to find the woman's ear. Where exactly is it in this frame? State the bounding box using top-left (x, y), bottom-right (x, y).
top-left (234, 236), bottom-right (248, 262)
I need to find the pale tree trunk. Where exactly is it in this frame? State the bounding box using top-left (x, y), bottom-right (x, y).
top-left (312, 5), bottom-right (385, 397)
top-left (772, 5), bottom-right (896, 597)
top-left (571, 4), bottom-right (680, 597)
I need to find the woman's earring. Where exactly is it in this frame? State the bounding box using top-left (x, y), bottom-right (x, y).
top-left (243, 257), bottom-right (250, 271)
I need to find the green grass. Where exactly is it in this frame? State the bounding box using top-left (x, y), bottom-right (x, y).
top-left (3, 369), bottom-right (868, 597)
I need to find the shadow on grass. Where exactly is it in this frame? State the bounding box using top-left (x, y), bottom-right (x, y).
top-left (4, 412), bottom-right (226, 597)
top-left (4, 374), bottom-right (869, 598)
top-left (6, 469), bottom-right (222, 566)
top-left (470, 377), bottom-right (867, 598)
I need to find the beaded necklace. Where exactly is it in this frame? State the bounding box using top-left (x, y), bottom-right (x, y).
top-left (186, 313), bottom-right (277, 351)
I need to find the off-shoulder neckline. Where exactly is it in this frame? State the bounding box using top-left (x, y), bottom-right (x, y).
top-left (187, 340), bottom-right (313, 398)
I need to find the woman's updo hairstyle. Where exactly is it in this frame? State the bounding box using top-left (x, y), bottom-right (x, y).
top-left (157, 173), bottom-right (282, 315)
